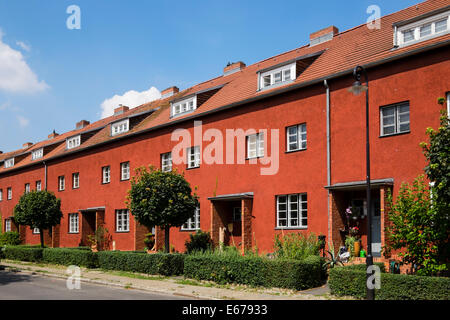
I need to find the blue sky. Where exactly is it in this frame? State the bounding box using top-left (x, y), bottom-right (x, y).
top-left (0, 0), bottom-right (421, 153)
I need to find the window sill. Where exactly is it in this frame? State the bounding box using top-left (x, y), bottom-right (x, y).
top-left (285, 148), bottom-right (307, 154)
top-left (379, 131), bottom-right (410, 138)
top-left (120, 178), bottom-right (130, 182)
top-left (101, 182), bottom-right (110, 185)
top-left (180, 228), bottom-right (200, 232)
top-left (275, 227), bottom-right (307, 230)
top-left (115, 230), bottom-right (130, 233)
top-left (186, 166), bottom-right (200, 170)
top-left (68, 232), bottom-right (79, 234)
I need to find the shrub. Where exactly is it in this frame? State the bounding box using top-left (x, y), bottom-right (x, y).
top-left (42, 248), bottom-right (98, 268)
top-left (185, 230), bottom-right (212, 254)
top-left (183, 252), bottom-right (323, 290)
top-left (0, 231), bottom-right (21, 246)
top-left (3, 245), bottom-right (43, 262)
top-left (273, 233), bottom-right (320, 261)
top-left (97, 251), bottom-right (184, 276)
top-left (329, 265), bottom-right (450, 300)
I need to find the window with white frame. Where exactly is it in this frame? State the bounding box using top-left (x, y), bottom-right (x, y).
top-left (380, 102), bottom-right (410, 136)
top-left (111, 119), bottom-right (129, 136)
top-left (36, 180), bottom-right (42, 191)
top-left (121, 162), bottom-right (130, 180)
top-left (7, 187), bottom-right (12, 200)
top-left (72, 173), bottom-right (79, 189)
top-left (447, 92), bottom-right (450, 118)
top-left (395, 10), bottom-right (450, 47)
top-left (25, 183), bottom-right (30, 193)
top-left (161, 152), bottom-right (172, 172)
top-left (116, 209), bottom-right (130, 232)
top-left (102, 166), bottom-right (110, 184)
top-left (69, 213), bottom-right (79, 233)
top-left (187, 146), bottom-right (200, 169)
top-left (66, 135), bottom-right (81, 149)
top-left (33, 228), bottom-right (40, 234)
top-left (259, 62), bottom-right (296, 90)
top-left (172, 96), bottom-right (197, 117)
top-left (4, 158), bottom-right (14, 168)
top-left (5, 219), bottom-right (11, 232)
top-left (276, 193), bottom-right (308, 228)
top-left (0, 189), bottom-right (3, 201)
top-left (286, 123), bottom-right (307, 152)
top-left (181, 207), bottom-right (200, 231)
top-left (247, 132), bottom-right (264, 159)
top-left (31, 148), bottom-right (43, 160)
top-left (58, 176), bottom-right (65, 191)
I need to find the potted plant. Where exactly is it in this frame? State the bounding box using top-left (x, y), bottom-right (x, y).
top-left (345, 235), bottom-right (357, 257)
top-left (349, 226), bottom-right (361, 256)
top-left (87, 234), bottom-right (97, 252)
top-left (144, 232), bottom-right (155, 253)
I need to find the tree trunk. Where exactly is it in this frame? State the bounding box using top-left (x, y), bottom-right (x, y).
top-left (40, 229), bottom-right (45, 248)
top-left (164, 225), bottom-right (170, 253)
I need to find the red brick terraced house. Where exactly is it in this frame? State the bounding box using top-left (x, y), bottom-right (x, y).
top-left (0, 1), bottom-right (449, 264)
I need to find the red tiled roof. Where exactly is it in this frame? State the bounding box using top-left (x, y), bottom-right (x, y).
top-left (1, 0), bottom-right (449, 173)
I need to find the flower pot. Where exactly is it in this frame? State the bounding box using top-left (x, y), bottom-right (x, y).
top-left (353, 240), bottom-right (361, 257)
top-left (91, 244), bottom-right (98, 252)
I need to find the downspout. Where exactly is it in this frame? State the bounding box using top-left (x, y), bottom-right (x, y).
top-left (324, 80), bottom-right (331, 246)
top-left (43, 161), bottom-right (48, 191)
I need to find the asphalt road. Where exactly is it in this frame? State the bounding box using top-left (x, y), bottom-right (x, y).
top-left (0, 269), bottom-right (190, 300)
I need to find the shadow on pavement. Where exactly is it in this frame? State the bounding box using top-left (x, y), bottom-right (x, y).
top-left (0, 266), bottom-right (33, 286)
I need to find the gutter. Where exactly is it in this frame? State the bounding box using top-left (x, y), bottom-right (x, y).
top-left (1, 38), bottom-right (449, 177)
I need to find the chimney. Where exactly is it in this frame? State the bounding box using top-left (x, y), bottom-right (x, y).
top-left (114, 104), bottom-right (129, 115)
top-left (76, 120), bottom-right (90, 130)
top-left (48, 130), bottom-right (59, 139)
top-left (161, 86), bottom-right (179, 99)
top-left (223, 61), bottom-right (246, 76)
top-left (22, 142), bottom-right (33, 149)
top-left (310, 26), bottom-right (339, 46)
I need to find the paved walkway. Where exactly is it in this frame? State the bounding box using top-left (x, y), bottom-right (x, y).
top-left (0, 260), bottom-right (334, 300)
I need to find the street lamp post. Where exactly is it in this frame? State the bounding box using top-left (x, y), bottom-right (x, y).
top-left (348, 65), bottom-right (375, 300)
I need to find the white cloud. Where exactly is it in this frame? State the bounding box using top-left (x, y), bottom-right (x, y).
top-left (17, 115), bottom-right (30, 128)
top-left (100, 87), bottom-right (161, 118)
top-left (0, 30), bottom-right (48, 93)
top-left (16, 41), bottom-right (31, 52)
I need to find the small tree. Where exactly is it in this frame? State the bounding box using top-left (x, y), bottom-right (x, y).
top-left (127, 166), bottom-right (198, 253)
top-left (14, 191), bottom-right (62, 248)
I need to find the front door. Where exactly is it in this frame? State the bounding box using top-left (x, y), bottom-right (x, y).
top-left (371, 199), bottom-right (381, 257)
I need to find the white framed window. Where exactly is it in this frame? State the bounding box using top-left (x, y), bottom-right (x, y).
top-left (111, 118), bottom-right (129, 136)
top-left (69, 213), bottom-right (79, 233)
top-left (121, 162), bottom-right (130, 180)
top-left (116, 209), bottom-right (130, 232)
top-left (25, 183), bottom-right (30, 194)
top-left (259, 62), bottom-right (296, 90)
top-left (181, 207), bottom-right (200, 231)
top-left (7, 187), bottom-right (12, 200)
top-left (58, 176), bottom-right (65, 191)
top-left (276, 193), bottom-right (308, 228)
top-left (161, 152), bottom-right (172, 172)
top-left (247, 132), bottom-right (264, 159)
top-left (446, 92), bottom-right (450, 119)
top-left (36, 180), bottom-right (42, 191)
top-left (5, 219), bottom-right (11, 232)
top-left (233, 207), bottom-right (241, 222)
top-left (0, 189), bottom-right (3, 201)
top-left (31, 148), bottom-right (43, 160)
top-left (187, 146), bottom-right (200, 169)
top-left (380, 102), bottom-right (410, 136)
top-left (286, 123), bottom-right (307, 152)
top-left (171, 96), bottom-right (197, 117)
top-left (33, 228), bottom-right (40, 234)
top-left (66, 135), bottom-right (81, 149)
top-left (102, 166), bottom-right (110, 184)
top-left (72, 173), bottom-right (80, 189)
top-left (4, 158), bottom-right (14, 168)
top-left (396, 11), bottom-right (450, 47)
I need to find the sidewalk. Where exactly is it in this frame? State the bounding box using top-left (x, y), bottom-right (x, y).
top-left (0, 260), bottom-right (336, 300)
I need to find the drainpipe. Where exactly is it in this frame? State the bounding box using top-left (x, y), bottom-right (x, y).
top-left (43, 161), bottom-right (48, 191)
top-left (324, 80), bottom-right (331, 246)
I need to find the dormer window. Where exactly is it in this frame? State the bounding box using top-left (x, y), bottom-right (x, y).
top-left (4, 158), bottom-right (14, 168)
top-left (395, 10), bottom-right (449, 47)
top-left (66, 135), bottom-right (81, 150)
top-left (259, 62), bottom-right (296, 90)
top-left (31, 148), bottom-right (43, 160)
top-left (111, 119), bottom-right (129, 136)
top-left (171, 96), bottom-right (197, 117)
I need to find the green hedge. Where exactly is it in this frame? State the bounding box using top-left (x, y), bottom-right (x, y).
top-left (184, 254), bottom-right (323, 290)
top-left (0, 231), bottom-right (21, 246)
top-left (329, 266), bottom-right (450, 300)
top-left (3, 245), bottom-right (43, 262)
top-left (42, 248), bottom-right (98, 268)
top-left (97, 251), bottom-right (185, 276)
